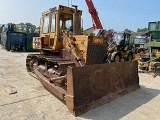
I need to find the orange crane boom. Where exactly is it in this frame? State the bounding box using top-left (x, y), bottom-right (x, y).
top-left (85, 0), bottom-right (103, 29)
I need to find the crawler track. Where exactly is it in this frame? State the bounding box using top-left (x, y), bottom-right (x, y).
top-left (26, 54), bottom-right (39, 79)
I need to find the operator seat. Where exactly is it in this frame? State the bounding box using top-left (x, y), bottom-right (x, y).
top-left (117, 39), bottom-right (125, 51)
top-left (117, 33), bottom-right (129, 51)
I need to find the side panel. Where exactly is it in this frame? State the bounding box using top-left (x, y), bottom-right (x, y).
top-left (0, 32), bottom-right (7, 48)
top-left (26, 33), bottom-right (39, 51)
top-left (66, 61), bottom-right (140, 116)
top-left (32, 37), bottom-right (42, 49)
top-left (9, 32), bottom-right (26, 45)
top-left (74, 35), bottom-right (108, 65)
top-left (7, 32), bottom-right (26, 51)
top-left (1, 32), bottom-right (11, 50)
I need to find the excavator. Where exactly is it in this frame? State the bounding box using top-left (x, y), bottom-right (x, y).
top-left (26, 4), bottom-right (140, 116)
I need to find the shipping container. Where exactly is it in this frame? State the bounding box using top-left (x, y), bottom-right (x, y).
top-left (1, 31), bottom-right (26, 51)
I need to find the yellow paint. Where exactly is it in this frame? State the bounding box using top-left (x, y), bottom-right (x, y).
top-left (156, 51), bottom-right (160, 57)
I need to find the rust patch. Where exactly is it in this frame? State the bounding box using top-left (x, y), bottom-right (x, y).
top-left (66, 61), bottom-right (140, 116)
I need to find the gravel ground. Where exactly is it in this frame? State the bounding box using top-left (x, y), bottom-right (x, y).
top-left (0, 45), bottom-right (160, 120)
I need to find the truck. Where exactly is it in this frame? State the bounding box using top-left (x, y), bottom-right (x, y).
top-left (132, 36), bottom-right (149, 54)
top-left (138, 21), bottom-right (160, 77)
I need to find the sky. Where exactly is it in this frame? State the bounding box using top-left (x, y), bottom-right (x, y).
top-left (0, 0), bottom-right (160, 32)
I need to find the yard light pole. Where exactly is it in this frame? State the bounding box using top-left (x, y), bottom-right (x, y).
top-left (68, 0), bottom-right (72, 7)
top-left (68, 0), bottom-right (69, 6)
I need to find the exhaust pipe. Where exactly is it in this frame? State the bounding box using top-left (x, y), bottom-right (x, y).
top-left (72, 5), bottom-right (81, 35)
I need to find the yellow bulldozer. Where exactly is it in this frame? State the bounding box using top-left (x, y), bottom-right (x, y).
top-left (26, 5), bottom-right (140, 116)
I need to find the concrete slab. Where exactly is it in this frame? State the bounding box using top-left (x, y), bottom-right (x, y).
top-left (0, 45), bottom-right (160, 120)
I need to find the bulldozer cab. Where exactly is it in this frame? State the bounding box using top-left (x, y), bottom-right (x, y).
top-left (34, 5), bottom-right (82, 51)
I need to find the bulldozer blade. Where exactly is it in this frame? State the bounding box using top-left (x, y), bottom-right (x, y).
top-left (66, 61), bottom-right (140, 116)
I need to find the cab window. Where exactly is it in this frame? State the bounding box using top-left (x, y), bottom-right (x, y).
top-left (43, 15), bottom-right (49, 33)
top-left (51, 14), bottom-right (56, 32)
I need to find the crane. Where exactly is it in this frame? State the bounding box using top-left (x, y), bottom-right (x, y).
top-left (85, 0), bottom-right (114, 38)
top-left (85, 0), bottom-right (103, 29)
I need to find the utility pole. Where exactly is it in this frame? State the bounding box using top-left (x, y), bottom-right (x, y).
top-left (68, 0), bottom-right (72, 7)
top-left (68, 0), bottom-right (69, 7)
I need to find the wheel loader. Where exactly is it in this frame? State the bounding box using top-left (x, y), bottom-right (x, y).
top-left (26, 5), bottom-right (140, 116)
top-left (106, 31), bottom-right (135, 63)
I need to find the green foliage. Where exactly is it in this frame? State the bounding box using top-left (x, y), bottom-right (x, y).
top-left (124, 28), bottom-right (129, 31)
top-left (83, 30), bottom-right (88, 35)
top-left (108, 29), bottom-right (114, 32)
top-left (137, 27), bottom-right (148, 32)
top-left (15, 22), bottom-right (37, 33)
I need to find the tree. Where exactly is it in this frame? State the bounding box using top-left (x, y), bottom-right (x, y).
top-left (15, 22), bottom-right (37, 33)
top-left (137, 27), bottom-right (148, 33)
top-left (15, 23), bottom-right (25, 32)
top-left (143, 27), bottom-right (148, 32)
top-left (108, 29), bottom-right (114, 32)
top-left (124, 28), bottom-right (130, 32)
top-left (137, 28), bottom-right (141, 32)
top-left (25, 22), bottom-right (36, 33)
top-left (83, 30), bottom-right (88, 35)
top-left (35, 27), bottom-right (40, 33)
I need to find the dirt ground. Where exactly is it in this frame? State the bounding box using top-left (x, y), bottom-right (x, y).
top-left (0, 45), bottom-right (160, 120)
